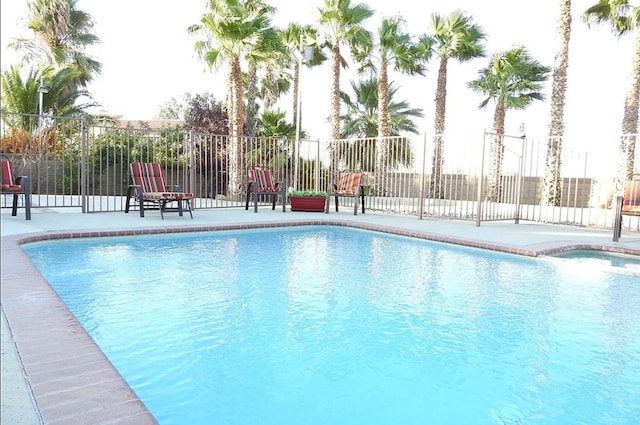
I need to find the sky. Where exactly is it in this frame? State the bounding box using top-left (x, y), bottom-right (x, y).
top-left (0, 0), bottom-right (635, 175)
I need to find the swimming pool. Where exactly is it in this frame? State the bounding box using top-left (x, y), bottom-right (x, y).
top-left (23, 226), bottom-right (640, 425)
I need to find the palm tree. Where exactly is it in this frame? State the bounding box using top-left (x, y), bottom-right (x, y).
top-left (341, 77), bottom-right (423, 138)
top-left (9, 0), bottom-right (102, 87)
top-left (318, 0), bottom-right (374, 173)
top-left (1, 65), bottom-right (96, 124)
top-left (339, 76), bottom-right (422, 171)
top-left (585, 0), bottom-right (640, 195)
top-left (244, 24), bottom-right (282, 137)
top-left (353, 16), bottom-right (427, 195)
top-left (1, 64), bottom-right (97, 157)
top-left (468, 46), bottom-right (551, 202)
top-left (189, 0), bottom-right (276, 198)
top-left (543, 0), bottom-right (573, 206)
top-left (255, 109), bottom-right (297, 139)
top-left (421, 10), bottom-right (486, 198)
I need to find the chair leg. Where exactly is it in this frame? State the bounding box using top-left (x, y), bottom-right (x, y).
top-left (334, 195), bottom-right (339, 212)
top-left (360, 188), bottom-right (365, 214)
top-left (353, 193), bottom-right (358, 216)
top-left (125, 187), bottom-right (133, 213)
top-left (245, 183), bottom-right (252, 210)
top-left (253, 186), bottom-right (259, 213)
top-left (22, 176), bottom-right (31, 220)
top-left (11, 194), bottom-right (18, 217)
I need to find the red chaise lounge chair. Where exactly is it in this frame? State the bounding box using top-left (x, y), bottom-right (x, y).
top-left (125, 163), bottom-right (194, 219)
top-left (1, 154), bottom-right (31, 220)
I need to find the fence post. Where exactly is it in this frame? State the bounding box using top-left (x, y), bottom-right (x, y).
top-left (81, 115), bottom-right (88, 213)
top-left (514, 136), bottom-right (526, 224)
top-left (476, 131), bottom-right (488, 226)
top-left (418, 133), bottom-right (427, 220)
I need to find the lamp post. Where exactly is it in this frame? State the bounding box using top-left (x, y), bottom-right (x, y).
top-left (293, 35), bottom-right (314, 190)
top-left (37, 77), bottom-right (49, 129)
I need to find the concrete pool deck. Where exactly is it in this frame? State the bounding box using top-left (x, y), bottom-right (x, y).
top-left (2, 206), bottom-right (640, 424)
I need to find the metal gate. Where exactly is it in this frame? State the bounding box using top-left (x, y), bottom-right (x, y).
top-left (475, 131), bottom-right (527, 225)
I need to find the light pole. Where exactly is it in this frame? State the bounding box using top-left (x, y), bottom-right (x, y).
top-left (37, 77), bottom-right (49, 129)
top-left (293, 35), bottom-right (314, 190)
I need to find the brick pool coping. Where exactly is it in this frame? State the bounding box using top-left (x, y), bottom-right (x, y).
top-left (3, 219), bottom-right (640, 424)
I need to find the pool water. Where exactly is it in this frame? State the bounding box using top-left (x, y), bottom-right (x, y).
top-left (547, 249), bottom-right (640, 275)
top-left (23, 226), bottom-right (640, 425)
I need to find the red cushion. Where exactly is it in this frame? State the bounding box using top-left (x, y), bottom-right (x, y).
top-left (336, 172), bottom-right (362, 195)
top-left (1, 159), bottom-right (16, 186)
top-left (249, 168), bottom-right (278, 192)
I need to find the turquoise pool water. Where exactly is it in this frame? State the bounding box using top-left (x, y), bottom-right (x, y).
top-left (24, 226), bottom-right (640, 425)
top-left (547, 250), bottom-right (640, 276)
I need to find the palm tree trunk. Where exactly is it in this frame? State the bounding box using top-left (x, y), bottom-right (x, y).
top-left (616, 26), bottom-right (640, 194)
top-left (245, 61), bottom-right (258, 137)
top-left (292, 61), bottom-right (300, 133)
top-left (374, 62), bottom-right (390, 196)
top-left (429, 57), bottom-right (448, 199)
top-left (291, 60), bottom-right (301, 190)
top-left (228, 56), bottom-right (245, 198)
top-left (487, 102), bottom-right (506, 202)
top-left (543, 0), bottom-right (572, 206)
top-left (329, 42), bottom-right (341, 177)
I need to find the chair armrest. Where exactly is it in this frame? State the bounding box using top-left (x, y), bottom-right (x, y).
top-left (14, 175), bottom-right (31, 192)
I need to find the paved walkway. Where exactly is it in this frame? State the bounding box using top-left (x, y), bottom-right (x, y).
top-left (2, 207), bottom-right (639, 424)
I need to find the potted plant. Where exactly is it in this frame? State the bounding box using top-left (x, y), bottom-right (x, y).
top-left (288, 190), bottom-right (327, 212)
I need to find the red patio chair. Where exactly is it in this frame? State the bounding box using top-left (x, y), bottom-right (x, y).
top-left (1, 154), bottom-right (31, 220)
top-left (613, 178), bottom-right (640, 241)
top-left (325, 170), bottom-right (365, 215)
top-left (125, 163), bottom-right (194, 219)
top-left (245, 167), bottom-right (286, 213)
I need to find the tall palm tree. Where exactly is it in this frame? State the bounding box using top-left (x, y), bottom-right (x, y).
top-left (468, 46), bottom-right (551, 201)
top-left (585, 0), bottom-right (640, 195)
top-left (318, 0), bottom-right (374, 172)
top-left (339, 76), bottom-right (423, 171)
top-left (421, 10), bottom-right (486, 198)
top-left (353, 16), bottom-right (427, 195)
top-left (9, 0), bottom-right (102, 87)
top-left (189, 0), bottom-right (276, 197)
top-left (543, 0), bottom-right (573, 206)
top-left (244, 24), bottom-right (281, 137)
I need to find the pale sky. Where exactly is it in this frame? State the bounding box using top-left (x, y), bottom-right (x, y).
top-left (0, 0), bottom-right (635, 174)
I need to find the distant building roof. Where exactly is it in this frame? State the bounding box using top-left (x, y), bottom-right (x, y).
top-left (113, 118), bottom-right (183, 130)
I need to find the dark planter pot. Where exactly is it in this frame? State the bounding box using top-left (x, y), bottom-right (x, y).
top-left (290, 196), bottom-right (326, 212)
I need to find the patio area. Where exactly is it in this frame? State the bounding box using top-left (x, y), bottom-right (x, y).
top-left (2, 206), bottom-right (640, 424)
